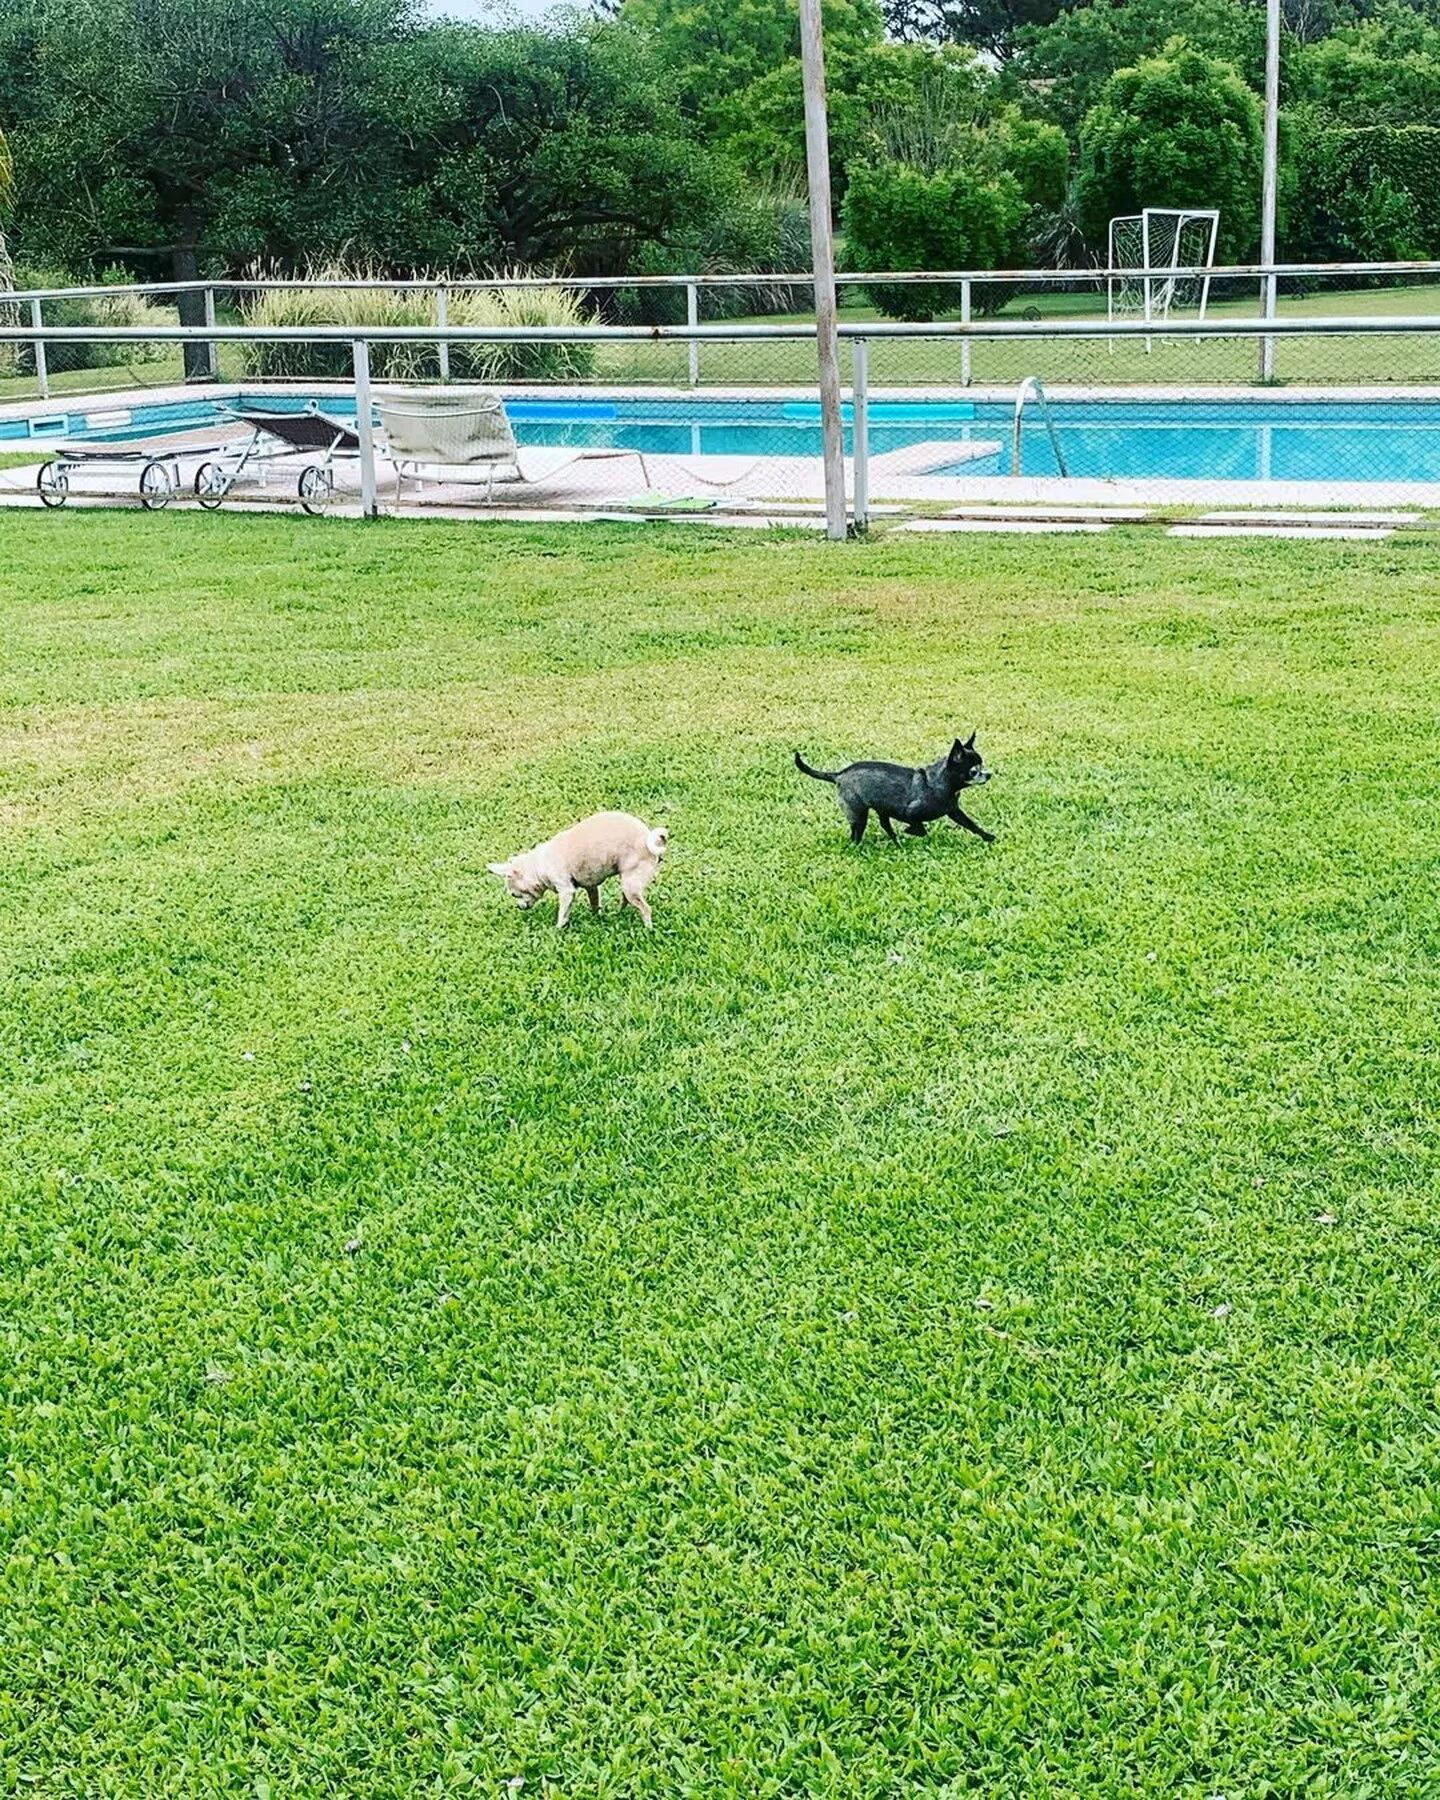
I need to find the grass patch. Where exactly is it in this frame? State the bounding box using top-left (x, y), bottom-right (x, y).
top-left (3, 513), bottom-right (1440, 1792)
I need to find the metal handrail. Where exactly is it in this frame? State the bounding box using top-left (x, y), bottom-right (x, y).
top-left (1012, 376), bottom-right (1068, 478)
top-left (8, 258), bottom-right (1440, 306)
top-left (3, 311), bottom-right (1440, 345)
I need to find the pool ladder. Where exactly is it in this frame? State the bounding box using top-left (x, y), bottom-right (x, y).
top-left (1011, 376), bottom-right (1068, 478)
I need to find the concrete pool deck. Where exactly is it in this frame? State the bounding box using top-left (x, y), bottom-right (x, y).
top-left (3, 380), bottom-right (1440, 525)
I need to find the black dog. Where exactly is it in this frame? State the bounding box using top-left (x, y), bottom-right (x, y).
top-left (795, 735), bottom-right (994, 844)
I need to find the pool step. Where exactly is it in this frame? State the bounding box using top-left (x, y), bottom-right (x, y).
top-left (897, 518), bottom-right (1111, 536)
top-left (1198, 510), bottom-right (1421, 528)
top-left (1170, 523), bottom-right (1393, 542)
top-left (941, 504), bottom-right (1152, 524)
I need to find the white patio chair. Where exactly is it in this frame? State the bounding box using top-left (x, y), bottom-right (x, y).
top-left (376, 388), bottom-right (649, 503)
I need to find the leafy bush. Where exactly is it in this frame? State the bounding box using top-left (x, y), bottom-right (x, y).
top-left (612, 188), bottom-right (812, 326)
top-left (1288, 120), bottom-right (1440, 261)
top-left (238, 265), bottom-right (595, 383)
top-left (1076, 41), bottom-right (1264, 261)
top-left (9, 264), bottom-right (174, 374)
top-left (841, 161), bottom-right (1027, 320)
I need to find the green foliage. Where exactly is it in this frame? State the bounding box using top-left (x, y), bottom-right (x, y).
top-left (1076, 42), bottom-right (1265, 261)
top-left (1290, 4), bottom-right (1440, 126)
top-left (839, 68), bottom-right (1065, 317)
top-left (238, 267), bottom-right (597, 382)
top-left (8, 264), bottom-right (173, 374)
top-left (1015, 0), bottom-right (1266, 136)
top-left (842, 159), bottom-right (1027, 318)
top-left (620, 0), bottom-right (883, 142)
top-left (0, 2), bottom-right (736, 284)
top-left (879, 0), bottom-right (1074, 58)
top-left (721, 40), bottom-right (988, 192)
top-left (615, 188), bottom-right (813, 324)
top-left (1287, 120), bottom-right (1440, 259)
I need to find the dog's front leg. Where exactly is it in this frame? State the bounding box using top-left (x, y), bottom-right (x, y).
top-left (948, 803), bottom-right (995, 843)
top-left (555, 883), bottom-right (577, 928)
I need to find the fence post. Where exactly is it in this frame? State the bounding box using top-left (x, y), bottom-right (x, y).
top-left (960, 280), bottom-right (972, 389)
top-left (686, 281), bottom-right (699, 389)
top-left (202, 286), bottom-right (219, 381)
top-left (30, 298), bottom-right (48, 400)
top-left (436, 286), bottom-right (450, 384)
top-left (851, 336), bottom-right (869, 534)
top-left (352, 339), bottom-right (378, 519)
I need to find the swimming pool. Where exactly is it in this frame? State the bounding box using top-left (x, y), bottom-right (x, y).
top-left (10, 390), bottom-right (1440, 487)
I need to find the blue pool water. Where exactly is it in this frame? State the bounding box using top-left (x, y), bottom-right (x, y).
top-left (10, 391), bottom-right (1440, 485)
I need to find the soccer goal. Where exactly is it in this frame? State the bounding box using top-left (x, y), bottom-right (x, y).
top-left (1107, 208), bottom-right (1220, 344)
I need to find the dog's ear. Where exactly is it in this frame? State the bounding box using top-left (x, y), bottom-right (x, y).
top-left (486, 861), bottom-right (512, 877)
top-left (949, 737), bottom-right (965, 760)
top-left (965, 731), bottom-right (977, 750)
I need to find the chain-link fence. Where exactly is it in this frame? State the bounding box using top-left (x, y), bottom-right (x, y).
top-left (5, 286), bottom-right (1440, 525)
top-left (9, 261), bottom-right (1440, 399)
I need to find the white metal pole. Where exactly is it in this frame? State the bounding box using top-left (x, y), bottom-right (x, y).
top-left (799, 0), bottom-right (847, 541)
top-left (436, 287), bottom-right (450, 384)
top-left (851, 337), bottom-right (869, 532)
top-left (960, 279), bottom-right (972, 387)
top-left (1260, 0), bottom-right (1281, 381)
top-left (30, 298), bottom-right (48, 399)
top-left (352, 339), bottom-right (378, 518)
top-left (686, 282), bottom-right (699, 389)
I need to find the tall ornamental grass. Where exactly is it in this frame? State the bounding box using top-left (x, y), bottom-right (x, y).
top-left (239, 265), bottom-right (596, 383)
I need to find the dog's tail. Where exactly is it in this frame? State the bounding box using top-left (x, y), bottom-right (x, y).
top-left (646, 824), bottom-right (669, 858)
top-left (794, 751), bottom-right (839, 784)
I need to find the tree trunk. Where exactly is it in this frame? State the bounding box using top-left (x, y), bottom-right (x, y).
top-left (173, 236), bottom-right (214, 382)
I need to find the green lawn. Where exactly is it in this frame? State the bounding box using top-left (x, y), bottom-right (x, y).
top-left (4, 513), bottom-right (1440, 1794)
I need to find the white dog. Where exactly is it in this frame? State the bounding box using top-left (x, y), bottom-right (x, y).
top-left (488, 811), bottom-right (668, 929)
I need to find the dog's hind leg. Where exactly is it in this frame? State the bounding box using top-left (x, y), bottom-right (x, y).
top-left (877, 814), bottom-right (899, 843)
top-left (844, 802), bottom-right (869, 844)
top-left (620, 873), bottom-right (654, 929)
top-left (947, 802), bottom-right (995, 844)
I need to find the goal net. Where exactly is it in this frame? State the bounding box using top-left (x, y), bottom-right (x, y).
top-left (1107, 208), bottom-right (1220, 330)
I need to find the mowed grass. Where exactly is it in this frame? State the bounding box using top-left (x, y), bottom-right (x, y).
top-left (3, 512), bottom-right (1440, 1795)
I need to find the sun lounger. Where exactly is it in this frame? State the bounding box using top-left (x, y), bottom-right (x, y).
top-left (194, 403), bottom-right (363, 513)
top-left (375, 388), bottom-right (649, 503)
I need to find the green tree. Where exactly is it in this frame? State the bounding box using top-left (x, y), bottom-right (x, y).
top-left (381, 21), bottom-right (732, 272)
top-left (842, 159), bottom-right (1028, 317)
top-left (721, 41), bottom-right (991, 188)
top-left (0, 1), bottom-right (730, 283)
top-left (1015, 0), bottom-right (1266, 135)
top-left (1290, 4), bottom-right (1440, 125)
top-left (1288, 118), bottom-right (1440, 258)
top-left (840, 84), bottom-right (1065, 316)
top-left (1076, 41), bottom-right (1265, 259)
top-left (620, 0), bottom-right (884, 139)
top-left (879, 0), bottom-right (1077, 60)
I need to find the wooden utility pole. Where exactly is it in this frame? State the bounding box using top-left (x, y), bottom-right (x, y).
top-left (799, 0), bottom-right (848, 541)
top-left (1259, 0), bottom-right (1280, 380)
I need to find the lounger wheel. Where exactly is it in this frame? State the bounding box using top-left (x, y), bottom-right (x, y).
top-left (139, 459), bottom-right (175, 510)
top-left (297, 464), bottom-right (334, 516)
top-left (194, 461), bottom-right (229, 509)
top-left (36, 461), bottom-right (68, 508)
